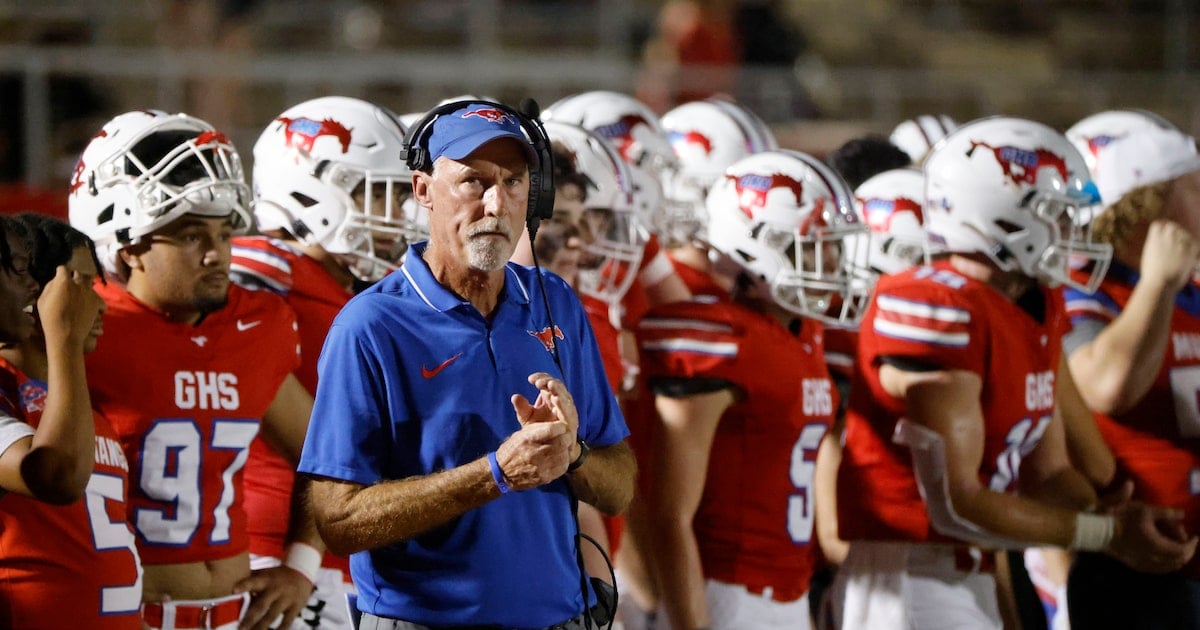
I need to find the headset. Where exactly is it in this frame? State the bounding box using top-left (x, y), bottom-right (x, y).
top-left (401, 98), bottom-right (556, 240)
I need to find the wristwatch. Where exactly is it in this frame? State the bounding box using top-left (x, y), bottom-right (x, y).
top-left (567, 438), bottom-right (590, 473)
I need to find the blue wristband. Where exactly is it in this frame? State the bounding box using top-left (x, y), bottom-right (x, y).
top-left (487, 451), bottom-right (511, 494)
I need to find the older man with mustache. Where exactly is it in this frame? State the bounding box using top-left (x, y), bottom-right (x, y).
top-left (299, 100), bottom-right (636, 630)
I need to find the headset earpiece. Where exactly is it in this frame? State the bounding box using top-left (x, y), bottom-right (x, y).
top-left (400, 98), bottom-right (555, 239)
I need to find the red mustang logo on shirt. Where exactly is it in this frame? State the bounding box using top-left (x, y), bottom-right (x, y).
top-left (528, 326), bottom-right (565, 353)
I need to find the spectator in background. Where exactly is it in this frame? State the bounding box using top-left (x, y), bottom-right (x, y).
top-left (733, 0), bottom-right (819, 121)
top-left (157, 0), bottom-right (260, 133)
top-left (0, 213), bottom-right (141, 629)
top-left (636, 0), bottom-right (739, 112)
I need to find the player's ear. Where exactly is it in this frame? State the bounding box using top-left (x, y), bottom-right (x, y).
top-left (119, 249), bottom-right (138, 269)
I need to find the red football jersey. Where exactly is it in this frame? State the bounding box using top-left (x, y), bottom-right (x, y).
top-left (232, 236), bottom-right (353, 571)
top-left (620, 234), bottom-right (677, 329)
top-left (666, 253), bottom-right (729, 299)
top-left (822, 324), bottom-right (858, 383)
top-left (1066, 268), bottom-right (1200, 578)
top-left (582, 294), bottom-right (626, 394)
top-left (86, 282), bottom-right (300, 565)
top-left (636, 298), bottom-right (835, 601)
top-left (839, 262), bottom-right (1068, 543)
top-left (0, 358), bottom-right (141, 629)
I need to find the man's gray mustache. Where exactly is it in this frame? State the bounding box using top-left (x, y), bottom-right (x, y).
top-left (468, 221), bottom-right (512, 239)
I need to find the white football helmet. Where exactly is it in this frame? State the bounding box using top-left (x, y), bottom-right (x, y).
top-left (68, 110), bottom-right (250, 275)
top-left (253, 96), bottom-right (423, 283)
top-left (661, 98), bottom-right (778, 243)
top-left (923, 116), bottom-right (1112, 293)
top-left (1066, 109), bottom-right (1200, 210)
top-left (706, 150), bottom-right (875, 325)
top-left (542, 91), bottom-right (686, 238)
top-left (890, 114), bottom-right (958, 165)
top-left (852, 168), bottom-right (931, 274)
top-left (543, 120), bottom-right (644, 305)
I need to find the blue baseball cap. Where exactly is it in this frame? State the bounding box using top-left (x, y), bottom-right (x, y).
top-left (426, 103), bottom-right (538, 167)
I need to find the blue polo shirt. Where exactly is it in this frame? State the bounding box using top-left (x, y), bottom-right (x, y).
top-left (298, 242), bottom-right (628, 628)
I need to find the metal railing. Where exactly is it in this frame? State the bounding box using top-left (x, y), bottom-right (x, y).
top-left (2, 43), bottom-right (1198, 186)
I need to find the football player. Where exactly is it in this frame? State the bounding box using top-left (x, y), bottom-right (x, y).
top-left (831, 116), bottom-right (1193, 630)
top-left (231, 95), bottom-right (427, 629)
top-left (808, 167), bottom-right (931, 627)
top-left (0, 214), bottom-right (134, 629)
top-left (1062, 110), bottom-right (1200, 628)
top-left (636, 149), bottom-right (874, 629)
top-left (511, 119), bottom-right (641, 625)
top-left (69, 110), bottom-right (318, 630)
top-left (660, 97), bottom-right (779, 297)
top-left (542, 90), bottom-right (693, 331)
top-left (541, 93), bottom-right (696, 629)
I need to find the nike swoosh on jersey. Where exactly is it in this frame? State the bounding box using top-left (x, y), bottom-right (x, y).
top-left (236, 319), bottom-right (262, 331)
top-left (421, 352), bottom-right (463, 379)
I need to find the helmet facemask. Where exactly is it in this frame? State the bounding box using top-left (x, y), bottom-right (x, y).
top-left (574, 206), bottom-right (647, 306)
top-left (120, 128), bottom-right (250, 238)
top-left (657, 173), bottom-right (708, 247)
top-left (326, 164), bottom-right (424, 282)
top-left (764, 219), bottom-right (875, 326)
top-left (1022, 191), bottom-right (1111, 293)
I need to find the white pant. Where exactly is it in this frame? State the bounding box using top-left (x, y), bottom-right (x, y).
top-left (250, 553), bottom-right (356, 629)
top-left (704, 579), bottom-right (811, 630)
top-left (613, 578), bottom-right (811, 630)
top-left (830, 542), bottom-right (1001, 630)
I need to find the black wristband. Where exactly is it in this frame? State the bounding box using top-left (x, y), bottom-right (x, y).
top-left (567, 438), bottom-right (590, 473)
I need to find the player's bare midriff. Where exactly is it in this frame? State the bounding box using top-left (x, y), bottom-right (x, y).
top-left (142, 552), bottom-right (250, 602)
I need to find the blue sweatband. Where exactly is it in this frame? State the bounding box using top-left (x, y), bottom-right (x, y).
top-left (487, 451), bottom-right (511, 494)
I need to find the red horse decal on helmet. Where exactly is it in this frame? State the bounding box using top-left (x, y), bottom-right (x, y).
top-left (968, 141), bottom-right (1068, 187)
top-left (727, 172), bottom-right (807, 219)
top-left (278, 117), bottom-right (353, 154)
top-left (594, 114), bottom-right (651, 163)
top-left (194, 130), bottom-right (232, 147)
top-left (69, 129), bottom-right (109, 195)
top-left (861, 196), bottom-right (924, 232)
top-left (668, 130), bottom-right (713, 156)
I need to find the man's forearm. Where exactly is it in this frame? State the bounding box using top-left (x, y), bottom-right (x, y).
top-left (310, 458), bottom-right (501, 555)
top-left (568, 440), bottom-right (636, 516)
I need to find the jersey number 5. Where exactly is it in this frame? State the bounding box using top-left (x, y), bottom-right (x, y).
top-left (788, 424), bottom-right (828, 544)
top-left (85, 472), bottom-right (144, 614)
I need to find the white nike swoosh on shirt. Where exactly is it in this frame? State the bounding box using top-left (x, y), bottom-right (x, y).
top-left (237, 320), bottom-right (262, 331)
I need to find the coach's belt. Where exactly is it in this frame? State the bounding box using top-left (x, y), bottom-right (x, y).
top-left (142, 594), bottom-right (248, 629)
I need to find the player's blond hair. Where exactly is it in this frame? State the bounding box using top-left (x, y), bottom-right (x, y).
top-left (1090, 180), bottom-right (1172, 253)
